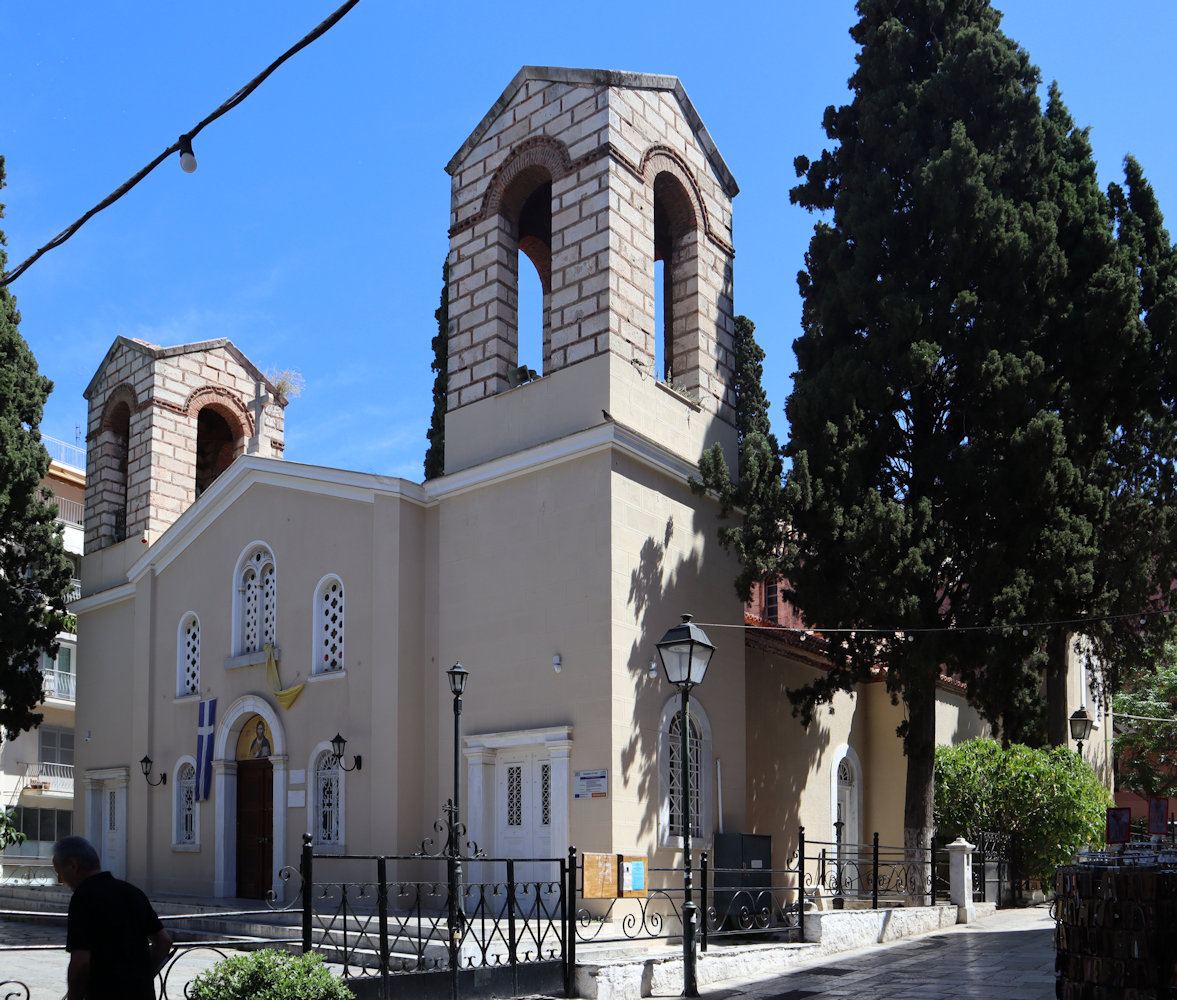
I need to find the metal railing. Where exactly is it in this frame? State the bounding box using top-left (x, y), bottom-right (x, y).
top-left (17, 762), bottom-right (74, 795)
top-left (41, 493), bottom-right (84, 527)
top-left (296, 841), bottom-right (573, 997)
top-left (41, 669), bottom-right (75, 702)
top-left (41, 435), bottom-right (85, 471)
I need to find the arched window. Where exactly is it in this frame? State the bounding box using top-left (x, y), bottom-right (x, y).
top-left (659, 695), bottom-right (714, 847)
top-left (195, 407), bottom-right (238, 497)
top-left (236, 544), bottom-right (276, 655)
top-left (173, 758), bottom-right (199, 849)
top-left (651, 169), bottom-right (701, 388)
top-left (311, 748), bottom-right (343, 849)
top-left (106, 399), bottom-right (131, 542)
top-left (498, 164), bottom-right (553, 379)
top-left (313, 576), bottom-right (345, 675)
top-left (177, 613), bottom-right (200, 697)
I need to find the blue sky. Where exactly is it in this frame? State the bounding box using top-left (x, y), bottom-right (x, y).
top-left (3, 1), bottom-right (1174, 478)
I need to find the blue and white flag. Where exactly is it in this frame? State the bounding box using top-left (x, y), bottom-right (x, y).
top-left (195, 698), bottom-right (217, 801)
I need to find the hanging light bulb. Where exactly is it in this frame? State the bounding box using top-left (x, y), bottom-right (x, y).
top-left (178, 133), bottom-right (197, 173)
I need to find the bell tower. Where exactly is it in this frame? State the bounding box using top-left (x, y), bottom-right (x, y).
top-left (443, 67), bottom-right (739, 473)
top-left (82, 337), bottom-right (285, 551)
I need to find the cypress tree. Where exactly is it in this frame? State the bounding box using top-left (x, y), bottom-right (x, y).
top-left (424, 262), bottom-right (448, 481)
top-left (784, 0), bottom-right (1167, 854)
top-left (1, 157), bottom-right (74, 737)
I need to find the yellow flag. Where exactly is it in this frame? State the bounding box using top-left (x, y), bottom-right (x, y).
top-left (265, 642), bottom-right (304, 709)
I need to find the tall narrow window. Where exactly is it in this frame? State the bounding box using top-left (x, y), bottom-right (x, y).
top-left (668, 712), bottom-right (702, 839)
top-left (765, 581), bottom-right (779, 624)
top-left (652, 171), bottom-right (700, 391)
top-left (178, 613), bottom-right (200, 696)
top-left (107, 401), bottom-right (131, 541)
top-left (314, 576), bottom-right (345, 674)
top-left (313, 750), bottom-right (342, 847)
top-left (660, 695), bottom-right (713, 847)
top-left (237, 545), bottom-right (276, 654)
top-left (176, 762), bottom-right (197, 845)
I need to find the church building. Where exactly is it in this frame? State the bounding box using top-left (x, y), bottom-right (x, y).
top-left (71, 67), bottom-right (1106, 901)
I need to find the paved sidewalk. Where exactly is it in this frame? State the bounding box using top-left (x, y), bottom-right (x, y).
top-left (703, 906), bottom-right (1056, 1000)
top-left (3, 905), bottom-right (1056, 1000)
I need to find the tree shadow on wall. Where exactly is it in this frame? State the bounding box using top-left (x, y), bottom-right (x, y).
top-left (619, 515), bottom-right (708, 846)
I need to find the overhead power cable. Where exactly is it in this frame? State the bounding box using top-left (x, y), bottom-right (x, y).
top-left (0, 0), bottom-right (363, 287)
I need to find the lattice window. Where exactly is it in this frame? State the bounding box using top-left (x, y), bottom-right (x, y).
top-left (108, 790), bottom-right (117, 832)
top-left (315, 577), bottom-right (345, 674)
top-left (177, 763), bottom-right (196, 844)
top-left (178, 614), bottom-right (200, 696)
top-left (507, 765), bottom-right (523, 827)
top-left (314, 751), bottom-right (341, 845)
top-left (668, 711), bottom-right (702, 840)
top-left (838, 759), bottom-right (853, 786)
top-left (541, 762), bottom-right (551, 827)
top-left (238, 545), bottom-right (276, 654)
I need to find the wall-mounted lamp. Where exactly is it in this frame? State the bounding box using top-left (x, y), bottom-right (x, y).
top-left (178, 133), bottom-right (198, 173)
top-left (329, 732), bottom-right (362, 772)
top-left (553, 654), bottom-right (562, 673)
top-left (139, 755), bottom-right (167, 786)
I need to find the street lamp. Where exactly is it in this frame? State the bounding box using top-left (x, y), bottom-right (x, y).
top-left (656, 614), bottom-right (715, 998)
top-left (446, 663), bottom-right (469, 857)
top-left (1069, 705), bottom-right (1095, 757)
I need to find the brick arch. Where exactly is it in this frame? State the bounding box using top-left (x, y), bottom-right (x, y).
top-left (481, 137), bottom-right (573, 223)
top-left (641, 147), bottom-right (707, 238)
top-left (185, 386), bottom-right (253, 440)
top-left (100, 383), bottom-right (140, 431)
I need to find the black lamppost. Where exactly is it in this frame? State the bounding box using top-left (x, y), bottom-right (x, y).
top-left (446, 663), bottom-right (469, 857)
top-left (1069, 705), bottom-right (1095, 757)
top-left (656, 613), bottom-right (715, 998)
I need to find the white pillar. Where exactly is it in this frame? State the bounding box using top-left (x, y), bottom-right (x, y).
top-left (213, 759), bottom-right (237, 897)
top-left (947, 837), bottom-right (976, 923)
top-left (270, 754), bottom-right (288, 903)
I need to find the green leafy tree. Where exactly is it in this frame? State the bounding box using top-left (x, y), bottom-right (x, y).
top-left (935, 739), bottom-right (1110, 883)
top-left (188, 948), bottom-right (353, 1000)
top-left (1113, 644), bottom-right (1177, 798)
top-left (784, 0), bottom-right (1166, 857)
top-left (1, 156), bottom-right (74, 738)
top-left (424, 262), bottom-right (448, 481)
top-left (1, 806), bottom-right (26, 850)
top-left (691, 315), bottom-right (786, 599)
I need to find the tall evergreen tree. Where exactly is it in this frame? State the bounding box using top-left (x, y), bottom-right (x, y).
top-left (692, 316), bottom-right (786, 600)
top-left (1, 156), bottom-right (74, 738)
top-left (784, 0), bottom-right (1169, 855)
top-left (424, 262), bottom-right (448, 481)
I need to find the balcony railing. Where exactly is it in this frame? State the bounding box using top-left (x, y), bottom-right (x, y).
top-left (41, 669), bottom-right (75, 702)
top-left (42, 434), bottom-right (86, 471)
top-left (20, 761), bottom-right (74, 795)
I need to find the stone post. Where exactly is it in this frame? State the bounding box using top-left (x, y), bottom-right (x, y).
top-left (946, 837), bottom-right (976, 924)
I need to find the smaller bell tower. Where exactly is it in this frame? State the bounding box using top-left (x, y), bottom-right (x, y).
top-left (82, 337), bottom-right (285, 552)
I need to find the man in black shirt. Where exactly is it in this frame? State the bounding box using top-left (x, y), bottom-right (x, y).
top-left (52, 836), bottom-right (173, 1000)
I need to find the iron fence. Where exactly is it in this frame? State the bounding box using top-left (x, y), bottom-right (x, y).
top-left (297, 840), bottom-right (574, 998)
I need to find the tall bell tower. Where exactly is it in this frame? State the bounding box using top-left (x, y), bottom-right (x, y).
top-left (443, 67), bottom-right (739, 474)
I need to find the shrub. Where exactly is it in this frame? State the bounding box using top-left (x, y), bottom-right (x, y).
top-left (187, 948), bottom-right (353, 1000)
top-left (935, 738), bottom-right (1110, 883)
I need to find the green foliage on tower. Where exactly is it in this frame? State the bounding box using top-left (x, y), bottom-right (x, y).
top-left (782, 0), bottom-right (1177, 851)
top-left (424, 262), bottom-right (448, 481)
top-left (0, 157), bottom-right (75, 738)
top-left (692, 315), bottom-right (786, 600)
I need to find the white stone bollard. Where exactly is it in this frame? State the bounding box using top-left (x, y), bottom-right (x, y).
top-left (946, 837), bottom-right (977, 924)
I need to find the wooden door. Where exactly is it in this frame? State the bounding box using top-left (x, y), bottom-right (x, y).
top-left (236, 758), bottom-right (273, 898)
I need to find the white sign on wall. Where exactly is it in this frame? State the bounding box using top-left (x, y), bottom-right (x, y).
top-left (574, 769), bottom-right (608, 799)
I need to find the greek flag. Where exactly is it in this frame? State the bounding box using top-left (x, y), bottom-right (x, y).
top-left (195, 698), bottom-right (216, 801)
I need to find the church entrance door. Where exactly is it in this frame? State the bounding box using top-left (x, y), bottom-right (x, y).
top-left (236, 758), bottom-right (273, 898)
top-left (496, 750), bottom-right (554, 898)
